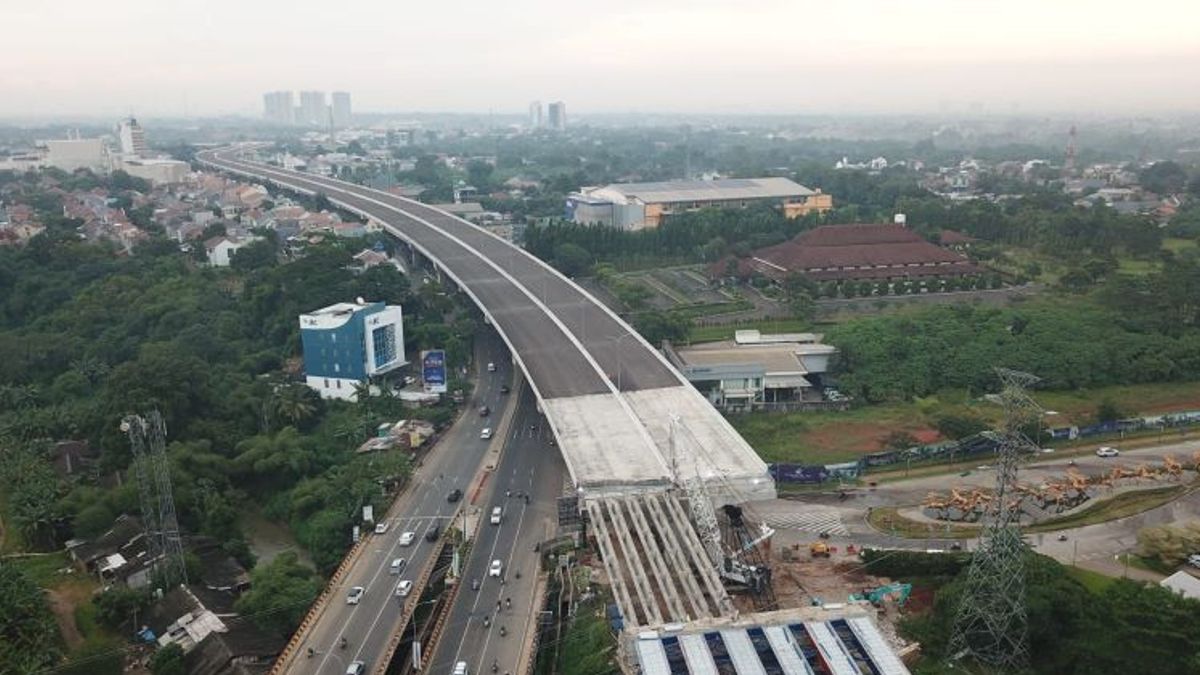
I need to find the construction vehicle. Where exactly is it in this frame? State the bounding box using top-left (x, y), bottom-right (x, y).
top-left (810, 541), bottom-right (831, 558)
top-left (850, 582), bottom-right (912, 607)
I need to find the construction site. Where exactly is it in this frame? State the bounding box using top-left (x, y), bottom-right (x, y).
top-left (920, 452), bottom-right (1199, 523)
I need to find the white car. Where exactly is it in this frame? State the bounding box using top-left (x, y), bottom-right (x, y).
top-left (346, 662), bottom-right (366, 675)
top-left (374, 521), bottom-right (389, 535)
top-left (490, 506), bottom-right (502, 525)
top-left (480, 427), bottom-right (493, 440)
top-left (1187, 554), bottom-right (1200, 568)
top-left (399, 531), bottom-right (415, 546)
top-left (1096, 446), bottom-right (1120, 458)
top-left (453, 662), bottom-right (469, 675)
top-left (395, 580), bottom-right (413, 597)
top-left (489, 559), bottom-right (503, 577)
top-left (389, 557), bottom-right (406, 575)
top-left (487, 362), bottom-right (496, 372)
top-left (346, 586), bottom-right (365, 605)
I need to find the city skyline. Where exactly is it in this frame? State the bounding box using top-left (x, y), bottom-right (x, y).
top-left (4, 0), bottom-right (1200, 119)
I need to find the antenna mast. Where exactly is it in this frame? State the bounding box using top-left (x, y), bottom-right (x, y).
top-left (949, 368), bottom-right (1040, 670)
top-left (123, 411), bottom-right (188, 588)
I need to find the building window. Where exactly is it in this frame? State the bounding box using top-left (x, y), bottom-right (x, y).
top-left (324, 378), bottom-right (330, 388)
top-left (334, 363), bottom-right (340, 373)
top-left (336, 380), bottom-right (341, 389)
top-left (372, 325), bottom-right (397, 369)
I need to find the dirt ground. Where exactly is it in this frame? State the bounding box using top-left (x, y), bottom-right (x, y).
top-left (46, 582), bottom-right (93, 650)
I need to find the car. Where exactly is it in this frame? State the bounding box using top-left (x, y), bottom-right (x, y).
top-left (480, 427), bottom-right (493, 440)
top-left (390, 557), bottom-right (406, 575)
top-left (395, 580), bottom-right (413, 597)
top-left (490, 506), bottom-right (503, 525)
top-left (487, 362), bottom-right (496, 372)
top-left (425, 524), bottom-right (441, 542)
top-left (500, 384), bottom-right (510, 394)
top-left (479, 405), bottom-right (490, 417)
top-left (374, 521), bottom-right (389, 535)
top-left (453, 662), bottom-right (469, 675)
top-left (1187, 554), bottom-right (1200, 568)
top-left (1096, 446), bottom-right (1121, 458)
top-left (489, 559), bottom-right (503, 577)
top-left (447, 488), bottom-right (463, 502)
top-left (346, 586), bottom-right (365, 605)
top-left (346, 662), bottom-right (366, 675)
top-left (399, 531), bottom-right (415, 546)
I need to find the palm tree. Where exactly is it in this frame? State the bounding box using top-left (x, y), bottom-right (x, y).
top-left (272, 385), bottom-right (318, 427)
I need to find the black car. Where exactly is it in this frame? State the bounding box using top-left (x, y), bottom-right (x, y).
top-left (447, 488), bottom-right (463, 503)
top-left (499, 385), bottom-right (510, 394)
top-left (425, 524), bottom-right (441, 542)
top-left (479, 406), bottom-right (490, 417)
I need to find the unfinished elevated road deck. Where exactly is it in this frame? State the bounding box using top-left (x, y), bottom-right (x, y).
top-left (198, 146), bottom-right (773, 502)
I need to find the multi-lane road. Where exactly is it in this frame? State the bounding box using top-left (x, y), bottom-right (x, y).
top-left (294, 333), bottom-right (516, 675)
top-left (427, 388), bottom-right (566, 675)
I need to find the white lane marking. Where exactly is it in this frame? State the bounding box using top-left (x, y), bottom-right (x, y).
top-left (314, 515), bottom-right (431, 673)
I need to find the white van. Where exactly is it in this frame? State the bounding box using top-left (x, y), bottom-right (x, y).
top-left (490, 506), bottom-right (502, 525)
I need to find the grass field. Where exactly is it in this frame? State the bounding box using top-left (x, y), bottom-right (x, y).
top-left (1066, 565), bottom-right (1117, 594)
top-left (732, 381), bottom-right (1200, 465)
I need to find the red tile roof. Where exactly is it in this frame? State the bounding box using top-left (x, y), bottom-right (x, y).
top-left (711, 223), bottom-right (982, 282)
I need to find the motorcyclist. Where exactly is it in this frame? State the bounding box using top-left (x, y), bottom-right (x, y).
top-left (340, 637), bottom-right (347, 649)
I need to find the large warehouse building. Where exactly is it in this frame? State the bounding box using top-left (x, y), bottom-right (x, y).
top-left (567, 177), bottom-right (832, 230)
top-left (715, 223), bottom-right (982, 283)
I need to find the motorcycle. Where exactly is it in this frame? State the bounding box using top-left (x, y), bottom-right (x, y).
top-left (500, 626), bottom-right (507, 637)
top-left (339, 637), bottom-right (347, 650)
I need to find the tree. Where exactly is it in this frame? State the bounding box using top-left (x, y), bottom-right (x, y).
top-left (150, 643), bottom-right (185, 675)
top-left (934, 413), bottom-right (990, 440)
top-left (230, 239), bottom-right (278, 272)
top-left (881, 430), bottom-right (918, 450)
top-left (95, 585), bottom-right (151, 630)
top-left (0, 561), bottom-right (63, 673)
top-left (1095, 398), bottom-right (1126, 423)
top-left (553, 243), bottom-right (592, 277)
top-left (272, 384), bottom-right (320, 428)
top-left (234, 551), bottom-right (324, 638)
top-left (1140, 161), bottom-right (1189, 195)
top-left (632, 311), bottom-right (690, 347)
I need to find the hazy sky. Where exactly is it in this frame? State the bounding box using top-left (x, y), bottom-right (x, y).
top-left (4, 0), bottom-right (1200, 118)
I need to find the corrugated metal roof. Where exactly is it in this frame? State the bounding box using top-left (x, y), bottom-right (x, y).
top-left (720, 629), bottom-right (768, 675)
top-left (636, 636), bottom-right (672, 675)
top-left (596, 177), bottom-right (815, 204)
top-left (804, 622), bottom-right (861, 675)
top-left (764, 626), bottom-right (816, 675)
top-left (679, 634), bottom-right (719, 675)
top-left (847, 617), bottom-right (910, 675)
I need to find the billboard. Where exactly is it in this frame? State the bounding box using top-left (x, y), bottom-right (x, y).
top-left (422, 349), bottom-right (448, 393)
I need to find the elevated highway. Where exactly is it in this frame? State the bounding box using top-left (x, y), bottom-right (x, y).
top-left (198, 146), bottom-right (774, 503)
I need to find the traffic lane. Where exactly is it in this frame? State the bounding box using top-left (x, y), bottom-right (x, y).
top-left (344, 186), bottom-right (678, 391)
top-left (298, 337), bottom-right (511, 672)
top-left (432, 397), bottom-right (554, 675)
top-left (472, 430), bottom-right (563, 675)
top-left (211, 157), bottom-right (610, 399)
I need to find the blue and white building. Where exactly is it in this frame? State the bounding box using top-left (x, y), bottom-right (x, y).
top-left (299, 300), bottom-right (406, 400)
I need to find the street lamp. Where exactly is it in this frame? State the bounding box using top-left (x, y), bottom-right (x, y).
top-left (409, 597), bottom-right (441, 671)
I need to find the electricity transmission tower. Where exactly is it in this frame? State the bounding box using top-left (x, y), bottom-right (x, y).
top-left (122, 411), bottom-right (188, 588)
top-left (949, 368), bottom-right (1040, 671)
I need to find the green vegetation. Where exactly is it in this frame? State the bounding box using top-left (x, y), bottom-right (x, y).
top-left (0, 560), bottom-right (63, 672)
top-left (900, 552), bottom-right (1200, 674)
top-left (234, 551), bottom-right (324, 638)
top-left (550, 600), bottom-right (619, 675)
top-left (1137, 522), bottom-right (1200, 569)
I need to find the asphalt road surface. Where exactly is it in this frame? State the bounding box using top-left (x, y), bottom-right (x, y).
top-left (293, 333), bottom-right (516, 675)
top-left (426, 386), bottom-right (566, 675)
top-left (197, 147), bottom-right (680, 398)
